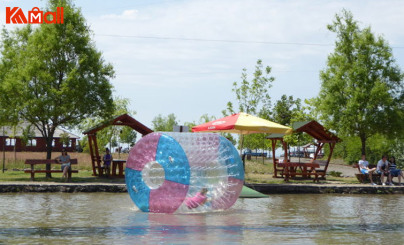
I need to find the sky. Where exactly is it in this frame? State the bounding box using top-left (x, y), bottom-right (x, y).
top-left (2, 0), bottom-right (404, 131)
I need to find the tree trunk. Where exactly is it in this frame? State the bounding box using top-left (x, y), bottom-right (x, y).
top-left (46, 137), bottom-right (53, 178)
top-left (360, 133), bottom-right (366, 156)
top-left (2, 127), bottom-right (5, 173)
top-left (13, 139), bottom-right (16, 162)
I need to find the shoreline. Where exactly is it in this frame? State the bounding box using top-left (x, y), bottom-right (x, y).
top-left (1, 182), bottom-right (404, 194)
top-left (245, 183), bottom-right (404, 194)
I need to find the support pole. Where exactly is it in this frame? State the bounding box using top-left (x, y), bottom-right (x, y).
top-left (2, 127), bottom-right (5, 173)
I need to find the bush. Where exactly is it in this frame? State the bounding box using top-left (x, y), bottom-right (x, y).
top-left (328, 171), bottom-right (342, 177)
top-left (332, 134), bottom-right (401, 165)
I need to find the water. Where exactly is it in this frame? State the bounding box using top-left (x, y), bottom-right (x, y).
top-left (1, 193), bottom-right (404, 244)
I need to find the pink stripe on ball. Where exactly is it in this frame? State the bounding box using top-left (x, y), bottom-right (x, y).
top-left (149, 180), bottom-right (189, 213)
top-left (126, 133), bottom-right (161, 171)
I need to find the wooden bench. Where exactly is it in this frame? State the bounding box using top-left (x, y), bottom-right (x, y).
top-left (273, 159), bottom-right (285, 178)
top-left (353, 163), bottom-right (383, 184)
top-left (311, 160), bottom-right (328, 180)
top-left (277, 162), bottom-right (320, 182)
top-left (24, 159), bottom-right (78, 181)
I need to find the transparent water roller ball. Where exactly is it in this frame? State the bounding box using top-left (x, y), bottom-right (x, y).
top-left (125, 132), bottom-right (244, 213)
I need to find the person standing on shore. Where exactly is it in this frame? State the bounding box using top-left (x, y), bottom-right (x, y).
top-left (359, 154), bottom-right (377, 185)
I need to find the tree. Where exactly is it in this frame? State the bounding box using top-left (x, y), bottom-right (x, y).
top-left (272, 95), bottom-right (313, 155)
top-left (59, 132), bottom-right (70, 148)
top-left (272, 95), bottom-right (302, 126)
top-left (20, 124), bottom-right (35, 148)
top-left (313, 9), bottom-right (403, 155)
top-left (0, 0), bottom-right (115, 176)
top-left (225, 59), bottom-right (274, 116)
top-left (225, 59), bottom-right (275, 151)
top-left (78, 97), bottom-right (134, 153)
top-left (120, 126), bottom-right (137, 149)
top-left (152, 113), bottom-right (178, 131)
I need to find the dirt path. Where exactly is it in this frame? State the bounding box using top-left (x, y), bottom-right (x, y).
top-left (327, 163), bottom-right (356, 177)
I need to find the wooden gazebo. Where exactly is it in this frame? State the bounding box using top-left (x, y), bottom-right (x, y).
top-left (83, 114), bottom-right (153, 176)
top-left (269, 120), bottom-right (340, 179)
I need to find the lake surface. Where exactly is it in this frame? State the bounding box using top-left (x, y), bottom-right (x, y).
top-left (1, 193), bottom-right (404, 244)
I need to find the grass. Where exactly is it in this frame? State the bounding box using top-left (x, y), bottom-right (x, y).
top-left (0, 151), bottom-right (127, 183)
top-left (244, 158), bottom-right (358, 185)
top-left (0, 151), bottom-right (358, 185)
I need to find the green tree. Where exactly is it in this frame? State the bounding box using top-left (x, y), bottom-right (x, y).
top-left (313, 9), bottom-right (403, 156)
top-left (120, 126), bottom-right (137, 149)
top-left (20, 124), bottom-right (35, 147)
top-left (0, 0), bottom-right (115, 176)
top-left (272, 95), bottom-right (302, 126)
top-left (78, 97), bottom-right (134, 153)
top-left (225, 59), bottom-right (275, 151)
top-left (152, 113), bottom-right (178, 131)
top-left (271, 95), bottom-right (313, 155)
top-left (59, 132), bottom-right (70, 147)
top-left (332, 134), bottom-right (396, 165)
top-left (225, 59), bottom-right (274, 116)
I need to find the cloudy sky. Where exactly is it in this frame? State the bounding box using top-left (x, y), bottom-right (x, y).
top-left (2, 0), bottom-right (404, 129)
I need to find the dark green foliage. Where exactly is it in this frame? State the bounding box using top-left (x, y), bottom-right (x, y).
top-left (0, 0), bottom-right (115, 165)
top-left (313, 9), bottom-right (403, 157)
top-left (152, 113), bottom-right (178, 131)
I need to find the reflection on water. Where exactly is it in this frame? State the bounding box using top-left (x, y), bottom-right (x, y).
top-left (1, 193), bottom-right (404, 244)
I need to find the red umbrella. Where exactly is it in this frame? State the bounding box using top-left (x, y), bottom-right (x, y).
top-left (192, 112), bottom-right (292, 135)
top-left (192, 113), bottom-right (292, 154)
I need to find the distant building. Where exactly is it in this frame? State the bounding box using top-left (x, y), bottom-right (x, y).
top-left (0, 123), bottom-right (80, 152)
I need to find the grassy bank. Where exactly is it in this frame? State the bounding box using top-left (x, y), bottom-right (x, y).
top-left (244, 158), bottom-right (358, 184)
top-left (0, 151), bottom-right (128, 170)
top-left (0, 151), bottom-right (128, 183)
top-left (0, 151), bottom-right (357, 184)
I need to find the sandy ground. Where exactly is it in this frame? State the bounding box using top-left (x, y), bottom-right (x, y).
top-left (327, 163), bottom-right (357, 177)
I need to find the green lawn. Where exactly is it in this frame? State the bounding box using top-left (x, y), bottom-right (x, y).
top-left (0, 169), bottom-right (125, 183)
top-left (0, 157), bottom-right (358, 185)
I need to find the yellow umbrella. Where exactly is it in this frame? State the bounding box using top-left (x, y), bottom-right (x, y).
top-left (192, 112), bottom-right (292, 153)
top-left (192, 112), bottom-right (292, 135)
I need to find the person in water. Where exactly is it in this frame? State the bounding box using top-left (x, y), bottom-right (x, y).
top-left (185, 188), bottom-right (208, 209)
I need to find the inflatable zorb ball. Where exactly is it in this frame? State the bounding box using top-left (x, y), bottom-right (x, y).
top-left (125, 132), bottom-right (244, 213)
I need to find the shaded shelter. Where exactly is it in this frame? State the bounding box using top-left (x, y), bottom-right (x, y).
top-left (83, 114), bottom-right (153, 176)
top-left (269, 120), bottom-right (340, 180)
top-left (293, 120), bottom-right (341, 174)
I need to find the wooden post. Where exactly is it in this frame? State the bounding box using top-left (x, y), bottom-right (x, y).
top-left (323, 142), bottom-right (336, 173)
top-left (88, 134), bottom-right (97, 176)
top-left (92, 134), bottom-right (102, 176)
top-left (271, 139), bottom-right (277, 177)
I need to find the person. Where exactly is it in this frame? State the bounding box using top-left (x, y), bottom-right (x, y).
top-left (388, 156), bottom-right (403, 185)
top-left (103, 148), bottom-right (113, 177)
top-left (56, 149), bottom-right (71, 181)
top-left (376, 155), bottom-right (392, 186)
top-left (184, 188), bottom-right (208, 209)
top-left (358, 154), bottom-right (377, 185)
